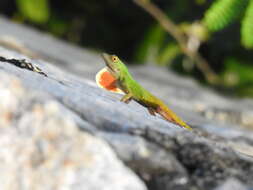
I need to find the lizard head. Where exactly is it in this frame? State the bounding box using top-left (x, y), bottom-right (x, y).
top-left (101, 53), bottom-right (128, 80)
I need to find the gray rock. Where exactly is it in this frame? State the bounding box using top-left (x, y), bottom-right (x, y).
top-left (0, 73), bottom-right (146, 190)
top-left (1, 17), bottom-right (253, 190)
top-left (214, 178), bottom-right (249, 190)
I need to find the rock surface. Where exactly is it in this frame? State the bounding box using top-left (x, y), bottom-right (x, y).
top-left (0, 73), bottom-right (146, 190)
top-left (0, 17), bottom-right (253, 190)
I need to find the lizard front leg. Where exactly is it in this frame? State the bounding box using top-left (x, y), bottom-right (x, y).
top-left (120, 93), bottom-right (133, 104)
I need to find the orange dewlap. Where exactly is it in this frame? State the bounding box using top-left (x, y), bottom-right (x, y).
top-left (96, 67), bottom-right (124, 94)
top-left (99, 71), bottom-right (118, 91)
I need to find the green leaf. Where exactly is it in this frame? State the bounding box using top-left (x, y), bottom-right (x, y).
top-left (16, 0), bottom-right (50, 24)
top-left (203, 0), bottom-right (249, 32)
top-left (241, 0), bottom-right (253, 48)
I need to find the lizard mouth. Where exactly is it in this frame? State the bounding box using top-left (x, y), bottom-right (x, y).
top-left (101, 53), bottom-right (115, 74)
top-left (106, 63), bottom-right (114, 73)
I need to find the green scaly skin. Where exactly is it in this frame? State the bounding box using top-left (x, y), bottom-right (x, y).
top-left (102, 53), bottom-right (192, 130)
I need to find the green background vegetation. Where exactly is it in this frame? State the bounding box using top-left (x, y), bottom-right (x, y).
top-left (1, 0), bottom-right (253, 97)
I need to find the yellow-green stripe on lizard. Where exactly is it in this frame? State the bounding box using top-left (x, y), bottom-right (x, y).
top-left (96, 53), bottom-right (192, 130)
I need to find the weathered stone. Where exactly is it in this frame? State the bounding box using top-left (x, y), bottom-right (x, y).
top-left (0, 73), bottom-right (146, 190)
top-left (214, 178), bottom-right (249, 190)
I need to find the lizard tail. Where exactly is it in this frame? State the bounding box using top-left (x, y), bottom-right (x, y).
top-left (156, 106), bottom-right (192, 130)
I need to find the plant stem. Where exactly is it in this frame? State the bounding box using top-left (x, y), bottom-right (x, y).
top-left (133, 0), bottom-right (220, 84)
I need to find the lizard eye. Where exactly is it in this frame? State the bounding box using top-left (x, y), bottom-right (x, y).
top-left (112, 56), bottom-right (118, 62)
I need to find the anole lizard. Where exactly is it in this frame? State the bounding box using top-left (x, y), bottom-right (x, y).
top-left (96, 53), bottom-right (192, 130)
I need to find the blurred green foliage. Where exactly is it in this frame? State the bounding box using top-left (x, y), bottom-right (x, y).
top-left (1, 0), bottom-right (253, 97)
top-left (203, 0), bottom-right (253, 49)
top-left (16, 0), bottom-right (50, 23)
top-left (223, 57), bottom-right (253, 97)
top-left (135, 25), bottom-right (166, 63)
top-left (203, 0), bottom-right (248, 32)
top-left (241, 0), bottom-right (253, 48)
top-left (134, 24), bottom-right (181, 66)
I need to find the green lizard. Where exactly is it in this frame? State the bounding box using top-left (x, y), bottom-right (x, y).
top-left (96, 53), bottom-right (192, 130)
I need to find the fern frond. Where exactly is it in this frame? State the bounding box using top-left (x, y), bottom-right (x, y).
top-left (241, 0), bottom-right (253, 48)
top-left (203, 0), bottom-right (249, 32)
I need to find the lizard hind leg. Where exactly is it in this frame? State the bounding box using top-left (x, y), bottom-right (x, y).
top-left (147, 107), bottom-right (156, 116)
top-left (156, 106), bottom-right (192, 130)
top-left (156, 107), bottom-right (176, 123)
